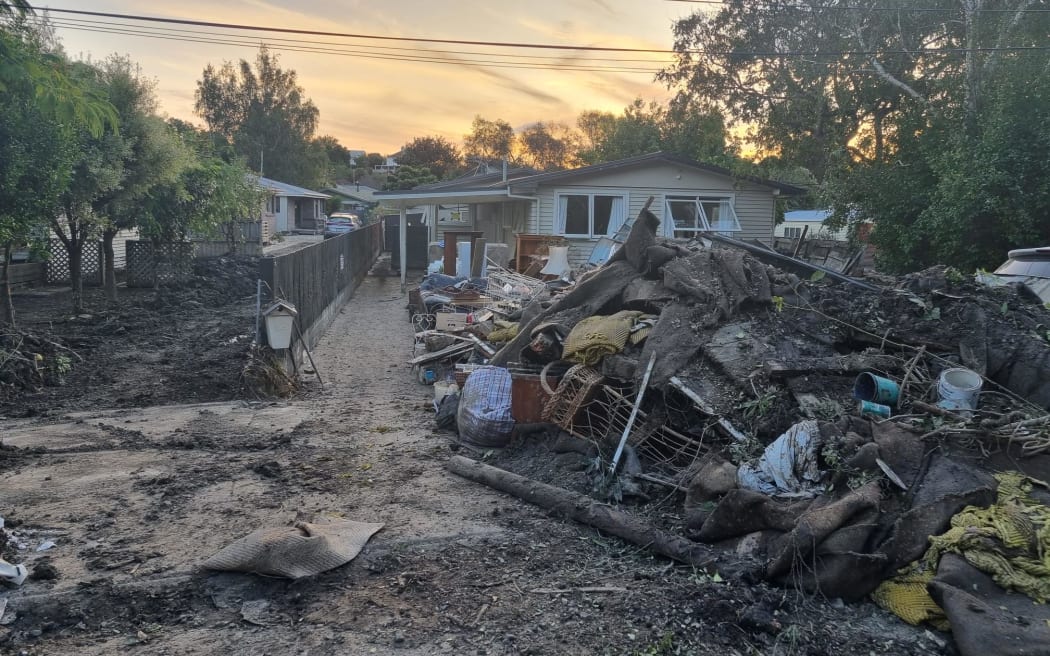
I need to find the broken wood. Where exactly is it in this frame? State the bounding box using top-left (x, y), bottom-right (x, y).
top-left (447, 455), bottom-right (754, 578)
top-left (764, 354), bottom-right (901, 378)
top-left (407, 342), bottom-right (472, 365)
top-left (668, 376), bottom-right (750, 443)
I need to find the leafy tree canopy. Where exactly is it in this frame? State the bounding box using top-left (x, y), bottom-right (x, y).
top-left (398, 136), bottom-right (462, 179)
top-left (195, 47), bottom-right (324, 188)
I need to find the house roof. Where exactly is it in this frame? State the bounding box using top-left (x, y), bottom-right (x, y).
top-left (784, 209), bottom-right (832, 222)
top-left (255, 176), bottom-right (329, 199)
top-left (325, 183), bottom-right (380, 204)
top-left (374, 151), bottom-right (806, 206)
top-left (508, 152), bottom-right (808, 195)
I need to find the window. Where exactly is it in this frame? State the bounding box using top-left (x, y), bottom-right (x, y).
top-left (265, 194), bottom-right (279, 214)
top-left (664, 195), bottom-right (741, 237)
top-left (556, 193), bottom-right (627, 238)
top-left (784, 227), bottom-right (804, 238)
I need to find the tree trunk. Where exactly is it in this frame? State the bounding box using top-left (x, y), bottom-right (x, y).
top-left (447, 456), bottom-right (758, 580)
top-left (0, 242), bottom-right (15, 327)
top-left (69, 240), bottom-right (84, 314)
top-left (102, 228), bottom-right (117, 303)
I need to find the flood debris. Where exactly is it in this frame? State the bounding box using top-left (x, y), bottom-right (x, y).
top-left (203, 516), bottom-right (383, 579)
top-left (418, 203), bottom-right (1050, 655)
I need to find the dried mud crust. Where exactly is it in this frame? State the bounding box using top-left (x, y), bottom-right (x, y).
top-left (0, 256), bottom-right (259, 418)
top-left (1, 272), bottom-right (939, 655)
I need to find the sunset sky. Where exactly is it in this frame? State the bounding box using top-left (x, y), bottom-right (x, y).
top-left (47, 0), bottom-right (700, 154)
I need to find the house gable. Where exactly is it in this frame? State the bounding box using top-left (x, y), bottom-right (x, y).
top-left (527, 160), bottom-right (779, 265)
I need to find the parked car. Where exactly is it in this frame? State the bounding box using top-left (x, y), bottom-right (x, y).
top-left (979, 247), bottom-right (1050, 303)
top-left (323, 213), bottom-right (360, 239)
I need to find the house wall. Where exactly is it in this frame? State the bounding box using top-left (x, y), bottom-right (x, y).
top-left (774, 221), bottom-right (848, 241)
top-left (526, 162), bottom-right (778, 266)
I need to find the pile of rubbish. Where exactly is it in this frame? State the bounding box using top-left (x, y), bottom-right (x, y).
top-left (409, 210), bottom-right (1050, 656)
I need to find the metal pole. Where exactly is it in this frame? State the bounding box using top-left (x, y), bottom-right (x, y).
top-left (253, 278), bottom-right (262, 345)
top-left (399, 206), bottom-right (408, 292)
top-left (609, 353), bottom-right (657, 474)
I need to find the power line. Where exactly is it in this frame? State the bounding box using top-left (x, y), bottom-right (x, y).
top-left (47, 20), bottom-right (667, 74)
top-left (48, 16), bottom-right (1050, 61)
top-left (32, 4), bottom-right (678, 54)
top-left (665, 0), bottom-right (1050, 12)
top-left (50, 16), bottom-right (675, 66)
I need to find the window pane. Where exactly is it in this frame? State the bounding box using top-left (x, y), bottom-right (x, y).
top-left (563, 195), bottom-right (589, 235)
top-left (593, 196), bottom-right (615, 236)
top-left (667, 201), bottom-right (700, 230)
top-left (701, 198), bottom-right (741, 232)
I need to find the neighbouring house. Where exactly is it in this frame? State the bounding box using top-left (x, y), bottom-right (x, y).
top-left (775, 209), bottom-right (849, 241)
top-left (374, 153), bottom-right (400, 174)
top-left (375, 152), bottom-right (806, 274)
top-left (257, 176), bottom-right (330, 236)
top-left (323, 182), bottom-right (380, 218)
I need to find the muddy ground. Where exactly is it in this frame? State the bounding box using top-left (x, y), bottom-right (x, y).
top-left (0, 262), bottom-right (944, 655)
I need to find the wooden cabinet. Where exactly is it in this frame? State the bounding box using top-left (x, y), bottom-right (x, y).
top-left (515, 234), bottom-right (568, 273)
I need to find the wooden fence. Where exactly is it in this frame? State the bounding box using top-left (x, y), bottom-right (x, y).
top-left (260, 222), bottom-right (382, 357)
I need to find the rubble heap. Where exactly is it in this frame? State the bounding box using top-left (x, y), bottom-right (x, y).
top-left (423, 210), bottom-right (1050, 656)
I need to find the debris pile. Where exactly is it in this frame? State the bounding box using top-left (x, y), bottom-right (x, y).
top-left (413, 208), bottom-right (1050, 656)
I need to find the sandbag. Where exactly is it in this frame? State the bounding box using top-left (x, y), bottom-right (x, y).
top-left (456, 366), bottom-right (515, 447)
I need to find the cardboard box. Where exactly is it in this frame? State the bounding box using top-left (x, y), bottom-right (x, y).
top-left (435, 312), bottom-right (468, 332)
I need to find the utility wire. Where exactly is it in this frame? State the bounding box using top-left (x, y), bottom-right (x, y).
top-left (30, 4), bottom-right (678, 53)
top-left (48, 16), bottom-right (1050, 60)
top-left (50, 16), bottom-right (675, 65)
top-left (665, 0), bottom-right (1050, 12)
top-left (47, 20), bottom-right (667, 73)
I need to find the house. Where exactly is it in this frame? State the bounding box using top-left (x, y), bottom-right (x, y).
top-left (775, 209), bottom-right (849, 241)
top-left (323, 182), bottom-right (380, 218)
top-left (374, 153), bottom-right (400, 174)
top-left (375, 152), bottom-right (806, 287)
top-left (257, 176), bottom-right (330, 235)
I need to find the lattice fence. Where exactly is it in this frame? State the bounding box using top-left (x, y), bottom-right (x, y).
top-left (126, 241), bottom-right (195, 288)
top-left (46, 241), bottom-right (103, 286)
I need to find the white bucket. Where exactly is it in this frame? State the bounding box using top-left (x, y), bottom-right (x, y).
top-left (937, 367), bottom-right (983, 411)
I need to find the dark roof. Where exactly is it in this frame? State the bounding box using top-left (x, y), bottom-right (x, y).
top-left (412, 167), bottom-right (538, 192)
top-left (509, 152), bottom-right (807, 195)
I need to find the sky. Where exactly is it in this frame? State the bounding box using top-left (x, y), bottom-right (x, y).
top-left (46, 0), bottom-right (700, 154)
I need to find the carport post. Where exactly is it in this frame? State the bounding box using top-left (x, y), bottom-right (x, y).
top-left (399, 206), bottom-right (408, 292)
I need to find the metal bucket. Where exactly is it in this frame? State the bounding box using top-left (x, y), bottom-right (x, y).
top-left (853, 372), bottom-right (900, 405)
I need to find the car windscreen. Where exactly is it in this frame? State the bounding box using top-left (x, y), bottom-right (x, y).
top-left (995, 258), bottom-right (1050, 278)
top-left (327, 217), bottom-right (354, 225)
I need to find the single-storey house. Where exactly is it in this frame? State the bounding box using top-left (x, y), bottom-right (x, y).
top-left (775, 209), bottom-right (849, 241)
top-left (375, 152), bottom-right (806, 289)
top-left (257, 176), bottom-right (330, 235)
top-left (323, 182), bottom-right (380, 217)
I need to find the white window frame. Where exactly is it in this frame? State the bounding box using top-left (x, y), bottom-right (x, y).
top-left (783, 226), bottom-right (804, 238)
top-left (555, 189), bottom-right (629, 239)
top-left (663, 194), bottom-right (741, 238)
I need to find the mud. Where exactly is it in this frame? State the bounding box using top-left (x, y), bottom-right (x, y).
top-left (0, 267), bottom-right (942, 655)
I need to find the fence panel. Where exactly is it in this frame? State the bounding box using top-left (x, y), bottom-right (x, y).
top-left (46, 241), bottom-right (103, 285)
top-left (260, 222), bottom-right (382, 350)
top-left (126, 241), bottom-right (195, 288)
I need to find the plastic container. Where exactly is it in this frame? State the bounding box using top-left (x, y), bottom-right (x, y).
top-left (938, 367), bottom-right (983, 411)
top-left (858, 400), bottom-right (892, 419)
top-left (853, 372), bottom-right (901, 405)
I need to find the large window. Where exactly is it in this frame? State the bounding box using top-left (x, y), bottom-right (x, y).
top-left (557, 193), bottom-right (627, 238)
top-left (783, 226), bottom-right (804, 238)
top-left (665, 195), bottom-right (741, 237)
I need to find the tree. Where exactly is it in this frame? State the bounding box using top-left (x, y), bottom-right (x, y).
top-left (398, 136), bottom-right (462, 178)
top-left (0, 17), bottom-right (117, 321)
top-left (195, 47), bottom-right (322, 188)
top-left (463, 116), bottom-right (515, 163)
top-left (515, 122), bottom-right (578, 171)
top-left (382, 165), bottom-right (437, 191)
top-left (662, 0), bottom-right (1050, 271)
top-left (92, 56), bottom-right (190, 301)
top-left (315, 135), bottom-right (352, 182)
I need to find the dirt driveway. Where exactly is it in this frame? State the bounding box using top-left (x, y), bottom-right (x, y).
top-left (0, 272), bottom-right (940, 655)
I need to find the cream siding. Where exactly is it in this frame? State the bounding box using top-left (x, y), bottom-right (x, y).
top-left (529, 163), bottom-right (778, 266)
